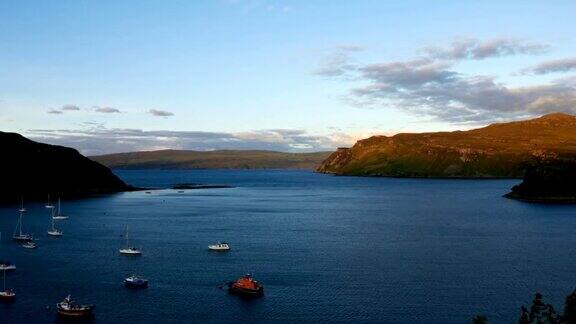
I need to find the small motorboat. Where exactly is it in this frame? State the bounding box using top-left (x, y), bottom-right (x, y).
top-left (56, 295), bottom-right (94, 317)
top-left (21, 241), bottom-right (37, 249)
top-left (47, 228), bottom-right (63, 237)
top-left (208, 242), bottom-right (230, 251)
top-left (228, 274), bottom-right (264, 297)
top-left (124, 275), bottom-right (149, 288)
top-left (0, 261), bottom-right (16, 271)
top-left (119, 247), bottom-right (142, 255)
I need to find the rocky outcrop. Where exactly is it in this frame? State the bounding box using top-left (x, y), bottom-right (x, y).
top-left (505, 160), bottom-right (576, 203)
top-left (317, 113), bottom-right (576, 178)
top-left (0, 131), bottom-right (132, 204)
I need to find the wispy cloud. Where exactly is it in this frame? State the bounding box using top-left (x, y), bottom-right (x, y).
top-left (317, 37), bottom-right (576, 123)
top-left (47, 109), bottom-right (63, 115)
top-left (313, 44), bottom-right (365, 77)
top-left (94, 106), bottom-right (120, 113)
top-left (148, 109), bottom-right (174, 117)
top-left (26, 127), bottom-right (355, 156)
top-left (423, 38), bottom-right (548, 61)
top-left (521, 57), bottom-right (576, 75)
top-left (61, 104), bottom-right (81, 111)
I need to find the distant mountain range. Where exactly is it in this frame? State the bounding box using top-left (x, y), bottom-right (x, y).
top-left (0, 131), bottom-right (131, 203)
top-left (90, 150), bottom-right (332, 170)
top-left (317, 113), bottom-right (576, 178)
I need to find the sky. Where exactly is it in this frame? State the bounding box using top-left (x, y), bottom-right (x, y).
top-left (1, 0), bottom-right (575, 155)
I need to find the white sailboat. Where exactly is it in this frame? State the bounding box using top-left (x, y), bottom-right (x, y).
top-left (47, 205), bottom-right (63, 237)
top-left (52, 198), bottom-right (69, 220)
top-left (45, 194), bottom-right (55, 209)
top-left (119, 225), bottom-right (142, 256)
top-left (12, 197), bottom-right (33, 242)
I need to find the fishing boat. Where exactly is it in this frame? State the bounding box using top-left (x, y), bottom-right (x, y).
top-left (119, 225), bottom-right (142, 256)
top-left (12, 198), bottom-right (33, 243)
top-left (0, 270), bottom-right (15, 302)
top-left (227, 274), bottom-right (264, 297)
top-left (124, 275), bottom-right (149, 288)
top-left (208, 242), bottom-right (230, 251)
top-left (52, 198), bottom-right (69, 220)
top-left (0, 261), bottom-right (16, 271)
top-left (47, 208), bottom-right (63, 237)
top-left (56, 295), bottom-right (94, 317)
top-left (21, 241), bottom-right (37, 249)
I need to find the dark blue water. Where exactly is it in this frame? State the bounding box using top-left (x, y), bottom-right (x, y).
top-left (1, 170), bottom-right (576, 323)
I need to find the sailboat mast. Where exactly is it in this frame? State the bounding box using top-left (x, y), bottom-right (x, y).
top-left (126, 225), bottom-right (130, 247)
top-left (58, 198), bottom-right (61, 215)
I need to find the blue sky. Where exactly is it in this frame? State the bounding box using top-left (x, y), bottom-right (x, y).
top-left (1, 0), bottom-right (575, 154)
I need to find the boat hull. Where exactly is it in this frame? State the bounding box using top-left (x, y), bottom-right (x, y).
top-left (228, 285), bottom-right (264, 297)
top-left (0, 294), bottom-right (16, 302)
top-left (57, 306), bottom-right (94, 317)
top-left (124, 281), bottom-right (148, 289)
top-left (12, 236), bottom-right (32, 243)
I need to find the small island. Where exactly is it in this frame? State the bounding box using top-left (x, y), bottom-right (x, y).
top-left (505, 160), bottom-right (576, 203)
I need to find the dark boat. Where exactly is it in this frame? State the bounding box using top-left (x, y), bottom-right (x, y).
top-left (228, 274), bottom-right (264, 297)
top-left (124, 275), bottom-right (149, 288)
top-left (0, 261), bottom-right (16, 271)
top-left (0, 270), bottom-right (15, 302)
top-left (56, 295), bottom-right (94, 317)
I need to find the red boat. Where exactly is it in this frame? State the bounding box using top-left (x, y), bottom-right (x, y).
top-left (228, 274), bottom-right (264, 297)
top-left (56, 295), bottom-right (94, 317)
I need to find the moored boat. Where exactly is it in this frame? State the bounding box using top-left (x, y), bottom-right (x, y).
top-left (208, 242), bottom-right (230, 251)
top-left (124, 275), bottom-right (149, 288)
top-left (13, 198), bottom-right (33, 243)
top-left (21, 241), bottom-right (37, 249)
top-left (0, 261), bottom-right (16, 271)
top-left (228, 274), bottom-right (264, 297)
top-left (56, 295), bottom-right (94, 317)
top-left (52, 198), bottom-right (69, 220)
top-left (47, 206), bottom-right (63, 237)
top-left (0, 270), bottom-right (15, 302)
top-left (119, 225), bottom-right (142, 256)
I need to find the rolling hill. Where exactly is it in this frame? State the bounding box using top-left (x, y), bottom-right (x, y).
top-left (90, 150), bottom-right (332, 170)
top-left (317, 113), bottom-right (576, 178)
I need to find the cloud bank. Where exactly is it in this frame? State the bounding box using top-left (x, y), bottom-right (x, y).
top-left (319, 38), bottom-right (576, 123)
top-left (27, 127), bottom-right (355, 156)
top-left (94, 106), bottom-right (120, 113)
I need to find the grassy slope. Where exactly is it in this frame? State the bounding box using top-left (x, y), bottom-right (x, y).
top-left (317, 113), bottom-right (576, 177)
top-left (90, 150), bottom-right (332, 170)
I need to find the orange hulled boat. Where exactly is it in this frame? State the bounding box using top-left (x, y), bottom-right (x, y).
top-left (228, 274), bottom-right (264, 297)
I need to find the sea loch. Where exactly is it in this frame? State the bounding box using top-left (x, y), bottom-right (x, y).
top-left (1, 169), bottom-right (576, 323)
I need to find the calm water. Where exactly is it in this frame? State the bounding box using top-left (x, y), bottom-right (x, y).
top-left (1, 170), bottom-right (576, 323)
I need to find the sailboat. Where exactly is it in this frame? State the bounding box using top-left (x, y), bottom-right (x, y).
top-left (0, 270), bottom-right (16, 302)
top-left (47, 205), bottom-right (63, 237)
top-left (52, 198), bottom-right (69, 220)
top-left (45, 194), bottom-right (55, 209)
top-left (119, 225), bottom-right (142, 256)
top-left (12, 197), bottom-right (33, 242)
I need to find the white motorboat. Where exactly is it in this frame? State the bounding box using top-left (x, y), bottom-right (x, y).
top-left (119, 225), bottom-right (142, 256)
top-left (21, 241), bottom-right (37, 249)
top-left (0, 262), bottom-right (16, 271)
top-left (208, 242), bottom-right (230, 251)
